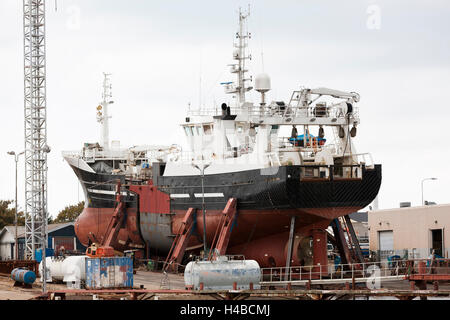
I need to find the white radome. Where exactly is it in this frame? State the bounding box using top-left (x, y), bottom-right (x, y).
top-left (255, 73), bottom-right (271, 93)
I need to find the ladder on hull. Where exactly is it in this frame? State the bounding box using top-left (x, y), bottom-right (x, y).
top-left (163, 208), bottom-right (196, 272)
top-left (209, 198), bottom-right (238, 260)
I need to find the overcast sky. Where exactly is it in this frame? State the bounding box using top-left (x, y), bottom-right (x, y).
top-left (1, 0), bottom-right (449, 217)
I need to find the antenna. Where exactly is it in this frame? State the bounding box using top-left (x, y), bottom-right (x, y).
top-left (254, 4), bottom-right (265, 73)
top-left (234, 7), bottom-right (252, 106)
top-left (221, 7), bottom-right (253, 107)
top-left (261, 51), bottom-right (265, 73)
top-left (199, 48), bottom-right (202, 109)
top-left (97, 73), bottom-right (113, 149)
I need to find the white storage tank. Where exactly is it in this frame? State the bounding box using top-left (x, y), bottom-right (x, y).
top-left (39, 256), bottom-right (87, 283)
top-left (184, 256), bottom-right (261, 290)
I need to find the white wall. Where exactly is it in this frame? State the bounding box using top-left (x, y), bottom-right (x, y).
top-left (0, 230), bottom-right (15, 260)
top-left (368, 204), bottom-right (450, 259)
top-left (0, 243), bottom-right (13, 260)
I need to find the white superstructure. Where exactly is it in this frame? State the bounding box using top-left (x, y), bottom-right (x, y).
top-left (164, 8), bottom-right (373, 177)
top-left (63, 8), bottom-right (374, 182)
top-left (63, 74), bottom-right (180, 181)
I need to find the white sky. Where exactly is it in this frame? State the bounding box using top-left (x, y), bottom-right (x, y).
top-left (1, 0), bottom-right (449, 217)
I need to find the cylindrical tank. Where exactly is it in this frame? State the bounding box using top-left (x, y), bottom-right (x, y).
top-left (39, 256), bottom-right (87, 283)
top-left (11, 268), bottom-right (36, 285)
top-left (184, 256), bottom-right (261, 290)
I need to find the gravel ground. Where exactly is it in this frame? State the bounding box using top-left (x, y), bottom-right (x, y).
top-left (1, 271), bottom-right (449, 300)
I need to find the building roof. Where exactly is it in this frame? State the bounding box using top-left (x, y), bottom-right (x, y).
top-left (349, 211), bottom-right (368, 223)
top-left (0, 226), bottom-right (26, 240)
top-left (370, 203), bottom-right (450, 214)
top-left (14, 222), bottom-right (75, 238)
top-left (0, 226), bottom-right (25, 237)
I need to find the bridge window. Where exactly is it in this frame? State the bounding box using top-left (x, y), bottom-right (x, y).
top-left (203, 124), bottom-right (213, 135)
top-left (183, 126), bottom-right (191, 136)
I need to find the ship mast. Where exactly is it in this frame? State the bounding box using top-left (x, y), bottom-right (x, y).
top-left (97, 73), bottom-right (113, 150)
top-left (230, 8), bottom-right (252, 107)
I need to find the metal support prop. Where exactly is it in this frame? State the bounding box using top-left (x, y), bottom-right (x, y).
top-left (102, 180), bottom-right (126, 247)
top-left (41, 183), bottom-right (47, 293)
top-left (343, 215), bottom-right (364, 263)
top-left (284, 216), bottom-right (296, 281)
top-left (331, 219), bottom-right (352, 265)
top-left (209, 198), bottom-right (237, 260)
top-left (163, 207), bottom-right (196, 272)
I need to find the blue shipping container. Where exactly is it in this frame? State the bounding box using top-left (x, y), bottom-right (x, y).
top-left (85, 257), bottom-right (133, 289)
top-left (34, 248), bottom-right (54, 263)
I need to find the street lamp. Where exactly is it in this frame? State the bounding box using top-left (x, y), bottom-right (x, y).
top-left (41, 145), bottom-right (51, 294)
top-left (192, 162), bottom-right (211, 260)
top-left (421, 177), bottom-right (437, 206)
top-left (7, 150), bottom-right (25, 260)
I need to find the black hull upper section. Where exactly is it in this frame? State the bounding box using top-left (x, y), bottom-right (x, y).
top-left (71, 163), bottom-right (381, 213)
top-left (157, 165), bottom-right (382, 211)
top-left (70, 164), bottom-right (137, 209)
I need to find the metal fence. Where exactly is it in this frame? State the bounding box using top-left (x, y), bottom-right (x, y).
top-left (261, 261), bottom-right (403, 283)
top-left (137, 255), bottom-right (248, 275)
top-left (0, 260), bottom-right (38, 276)
top-left (260, 258), bottom-right (450, 286)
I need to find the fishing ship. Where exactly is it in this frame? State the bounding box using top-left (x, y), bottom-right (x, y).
top-left (63, 9), bottom-right (381, 268)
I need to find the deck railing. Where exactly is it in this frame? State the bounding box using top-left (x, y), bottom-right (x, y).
top-left (299, 164), bottom-right (364, 180)
top-left (186, 104), bottom-right (360, 123)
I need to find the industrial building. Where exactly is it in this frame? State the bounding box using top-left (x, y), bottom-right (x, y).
top-left (0, 222), bottom-right (86, 261)
top-left (349, 212), bottom-right (369, 240)
top-left (368, 203), bottom-right (450, 259)
top-left (0, 226), bottom-right (25, 260)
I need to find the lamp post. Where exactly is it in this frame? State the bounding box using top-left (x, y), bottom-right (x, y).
top-left (41, 144), bottom-right (51, 294)
top-left (7, 151), bottom-right (25, 260)
top-left (421, 177), bottom-right (437, 205)
top-left (192, 162), bottom-right (211, 259)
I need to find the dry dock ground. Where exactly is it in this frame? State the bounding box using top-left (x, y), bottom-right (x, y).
top-left (1, 271), bottom-right (449, 300)
top-left (0, 270), bottom-right (186, 300)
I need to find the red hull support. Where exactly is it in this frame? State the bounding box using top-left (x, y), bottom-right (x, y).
top-left (209, 198), bottom-right (237, 260)
top-left (102, 181), bottom-right (126, 248)
top-left (163, 207), bottom-right (196, 271)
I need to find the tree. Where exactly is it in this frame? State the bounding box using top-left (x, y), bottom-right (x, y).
top-left (0, 200), bottom-right (25, 230)
top-left (53, 201), bottom-right (85, 223)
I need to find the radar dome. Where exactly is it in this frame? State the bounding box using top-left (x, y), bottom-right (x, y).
top-left (255, 73), bottom-right (271, 93)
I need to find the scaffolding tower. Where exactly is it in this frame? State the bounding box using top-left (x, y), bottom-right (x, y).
top-left (23, 0), bottom-right (49, 260)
